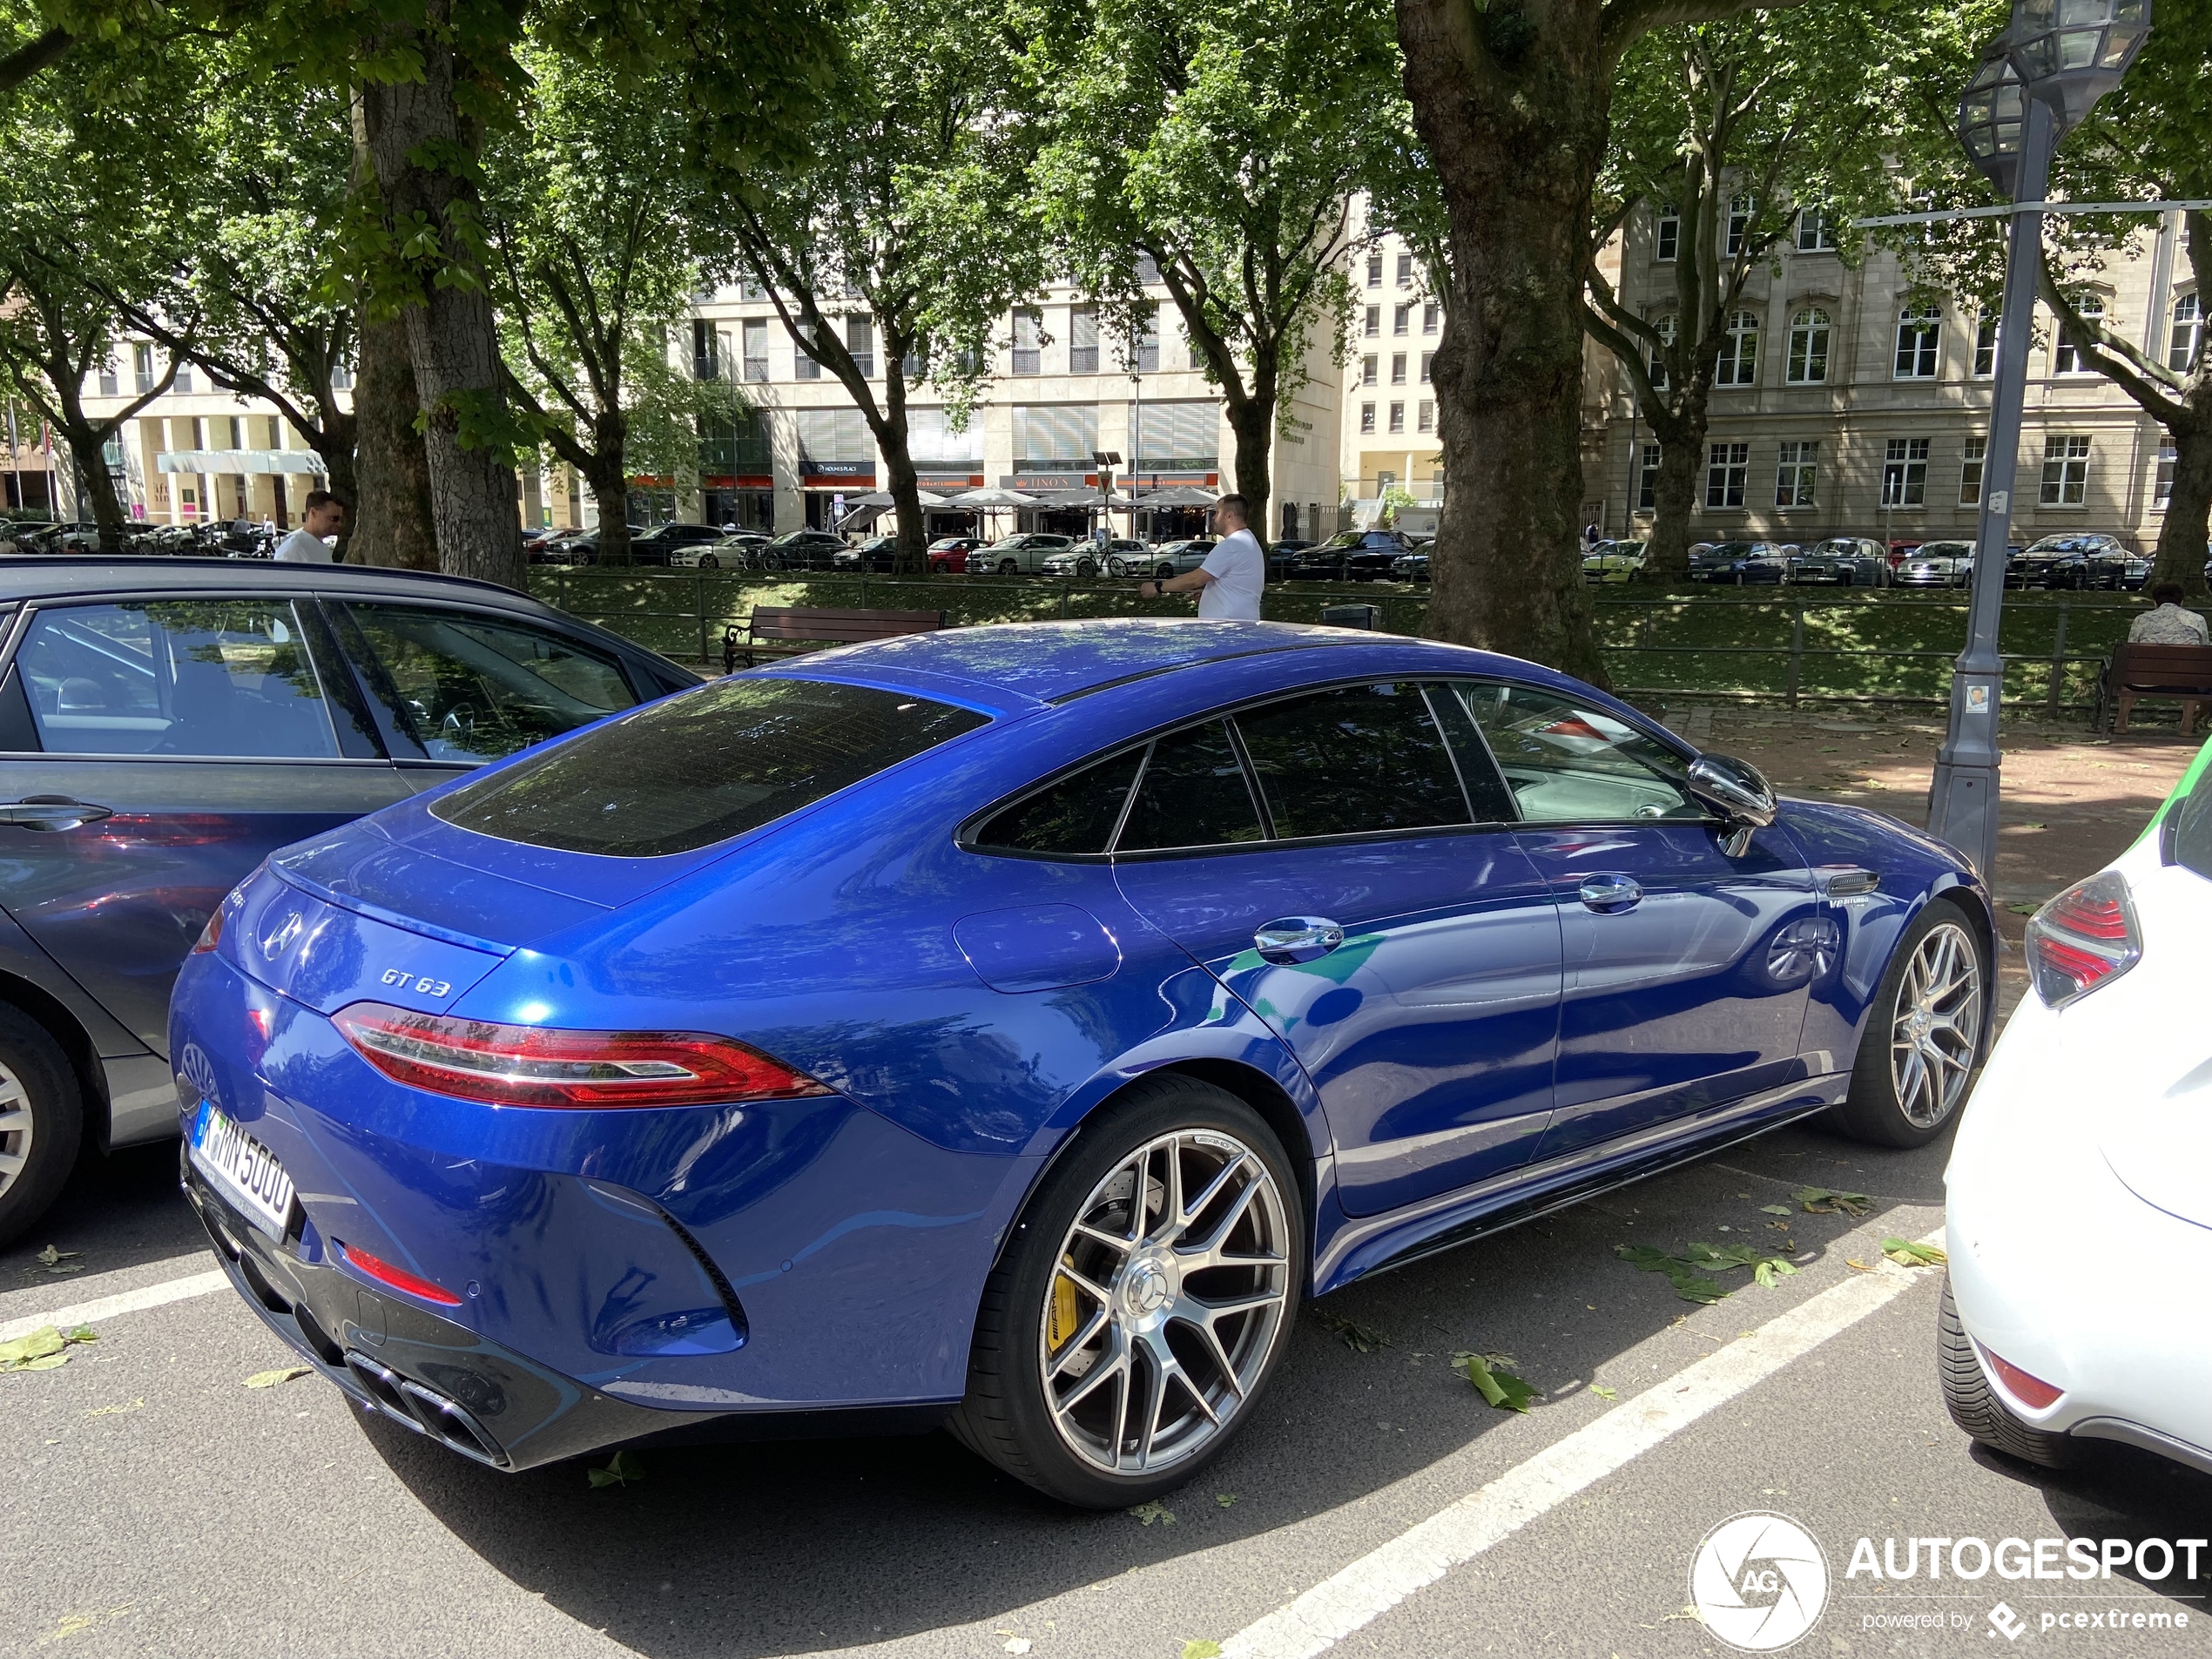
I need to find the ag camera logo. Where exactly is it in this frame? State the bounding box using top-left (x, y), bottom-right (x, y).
top-left (1691, 1512), bottom-right (1831, 1652)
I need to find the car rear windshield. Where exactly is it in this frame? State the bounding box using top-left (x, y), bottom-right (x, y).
top-left (431, 678), bottom-right (988, 858)
top-left (2165, 759), bottom-right (2212, 884)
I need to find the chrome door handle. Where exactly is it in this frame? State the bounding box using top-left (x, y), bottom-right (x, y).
top-left (0, 797), bottom-right (113, 832)
top-left (1254, 916), bottom-right (1345, 964)
top-left (1578, 873), bottom-right (1643, 913)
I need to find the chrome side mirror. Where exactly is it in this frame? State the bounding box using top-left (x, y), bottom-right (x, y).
top-left (1688, 753), bottom-right (1777, 857)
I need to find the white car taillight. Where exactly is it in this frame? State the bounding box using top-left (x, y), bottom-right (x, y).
top-left (2024, 870), bottom-right (2141, 1009)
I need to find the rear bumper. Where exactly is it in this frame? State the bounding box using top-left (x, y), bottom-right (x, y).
top-left (184, 1149), bottom-right (729, 1472)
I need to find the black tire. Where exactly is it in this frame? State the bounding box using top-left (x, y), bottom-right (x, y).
top-left (1938, 1278), bottom-right (2079, 1468)
top-left (698, 553), bottom-right (718, 570)
top-left (998, 559), bottom-right (1018, 576)
top-left (1830, 898), bottom-right (1989, 1148)
top-left (1076, 558), bottom-right (1097, 578)
top-left (948, 1075), bottom-right (1305, 1508)
top-left (0, 1005), bottom-right (84, 1251)
top-left (1156, 563), bottom-right (1175, 579)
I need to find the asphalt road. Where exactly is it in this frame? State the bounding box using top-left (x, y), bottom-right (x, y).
top-left (4, 1105), bottom-right (2205, 1659)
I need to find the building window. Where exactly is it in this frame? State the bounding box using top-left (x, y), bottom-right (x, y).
top-left (1359, 402), bottom-right (1376, 435)
top-left (1390, 353), bottom-right (1406, 385)
top-left (1655, 205), bottom-right (1678, 263)
top-left (1893, 305), bottom-right (1941, 379)
top-left (1069, 305), bottom-right (1099, 374)
top-left (1775, 441), bottom-right (1817, 508)
top-left (1795, 207), bottom-right (1837, 252)
top-left (1882, 436), bottom-right (1930, 506)
top-left (1637, 442), bottom-right (1661, 509)
top-left (1361, 354), bottom-right (1378, 388)
top-left (2054, 297), bottom-right (2103, 374)
top-left (331, 358), bottom-right (353, 391)
top-left (1704, 442), bottom-right (1749, 509)
top-left (1417, 400), bottom-right (1433, 433)
top-left (1387, 401), bottom-right (1406, 435)
top-left (740, 278), bottom-right (766, 301)
top-left (1128, 302), bottom-right (1161, 373)
top-left (793, 320), bottom-right (822, 379)
top-left (174, 362), bottom-right (192, 394)
top-left (1011, 307), bottom-right (1042, 375)
top-left (2155, 442), bottom-right (2177, 508)
top-left (1419, 352), bottom-right (1433, 383)
top-left (1973, 313), bottom-right (1999, 378)
top-left (2169, 293), bottom-right (2202, 373)
top-left (844, 315), bottom-right (874, 378)
top-left (1364, 305), bottom-right (1380, 339)
top-left (132, 342), bottom-right (155, 394)
top-left (1393, 304), bottom-right (1411, 336)
top-left (1716, 309), bottom-right (1759, 387)
top-left (1725, 193), bottom-right (1754, 257)
top-left (1134, 253), bottom-right (1161, 286)
top-left (1422, 300), bottom-right (1439, 334)
top-left (692, 318), bottom-right (719, 380)
top-left (1649, 314), bottom-right (1676, 391)
top-left (1959, 437), bottom-right (1987, 505)
top-left (2040, 434), bottom-right (2090, 505)
top-left (743, 318), bottom-right (770, 382)
top-left (1366, 253), bottom-right (1383, 289)
top-left (1396, 253), bottom-right (1414, 287)
top-left (98, 357), bottom-right (118, 397)
top-left (1785, 307), bottom-right (1830, 384)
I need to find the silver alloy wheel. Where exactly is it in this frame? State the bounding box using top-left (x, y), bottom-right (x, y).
top-left (1039, 1130), bottom-right (1291, 1476)
top-left (1890, 920), bottom-right (1983, 1128)
top-left (0, 1061), bottom-right (30, 1201)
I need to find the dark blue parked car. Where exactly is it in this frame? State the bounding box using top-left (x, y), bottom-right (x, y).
top-left (0, 558), bottom-right (697, 1247)
top-left (171, 620), bottom-right (1991, 1506)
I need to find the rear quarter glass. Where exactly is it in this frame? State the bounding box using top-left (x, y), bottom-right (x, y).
top-left (430, 676), bottom-right (989, 858)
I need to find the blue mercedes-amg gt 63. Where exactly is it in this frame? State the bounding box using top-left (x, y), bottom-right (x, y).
top-left (172, 619), bottom-right (1991, 1507)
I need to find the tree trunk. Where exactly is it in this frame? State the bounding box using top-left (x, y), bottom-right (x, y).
top-left (585, 449), bottom-right (632, 567)
top-left (1642, 408), bottom-right (1704, 583)
top-left (357, 9), bottom-right (521, 590)
top-left (1225, 397), bottom-right (1274, 555)
top-left (317, 409), bottom-right (361, 562)
top-left (2155, 413), bottom-right (2212, 598)
top-left (878, 354), bottom-right (927, 577)
top-left (346, 316), bottom-right (437, 570)
top-left (57, 417), bottom-right (127, 550)
top-left (1399, 0), bottom-right (1607, 685)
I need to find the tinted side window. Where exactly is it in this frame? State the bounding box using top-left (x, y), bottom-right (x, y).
top-left (434, 677), bottom-right (988, 858)
top-left (1444, 682), bottom-right (1700, 823)
top-left (1235, 683), bottom-right (1470, 840)
top-left (341, 603), bottom-right (637, 764)
top-left (975, 748), bottom-right (1143, 855)
top-left (17, 600), bottom-right (338, 758)
top-left (1115, 721), bottom-right (1264, 852)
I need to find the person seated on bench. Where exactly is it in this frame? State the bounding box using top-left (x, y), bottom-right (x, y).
top-left (2129, 582), bottom-right (2209, 646)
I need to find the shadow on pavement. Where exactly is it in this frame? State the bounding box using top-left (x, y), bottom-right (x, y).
top-left (0, 1137), bottom-right (209, 1287)
top-left (360, 1113), bottom-right (1964, 1657)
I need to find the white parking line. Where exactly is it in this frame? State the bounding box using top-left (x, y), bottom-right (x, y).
top-left (0, 1267), bottom-right (232, 1345)
top-left (1224, 1233), bottom-right (1946, 1659)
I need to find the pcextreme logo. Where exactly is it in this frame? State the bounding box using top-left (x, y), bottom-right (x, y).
top-left (1690, 1512), bottom-right (1831, 1652)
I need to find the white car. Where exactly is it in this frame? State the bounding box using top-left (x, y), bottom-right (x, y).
top-left (1942, 742), bottom-right (2212, 1479)
top-left (967, 533), bottom-right (1074, 575)
top-left (1109, 538), bottom-right (1216, 579)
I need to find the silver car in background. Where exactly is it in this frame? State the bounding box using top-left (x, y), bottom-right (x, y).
top-left (1895, 540), bottom-right (1976, 587)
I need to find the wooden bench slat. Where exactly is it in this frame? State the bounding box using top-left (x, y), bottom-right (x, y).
top-left (2102, 642), bottom-right (2212, 736)
top-left (722, 604), bottom-right (947, 672)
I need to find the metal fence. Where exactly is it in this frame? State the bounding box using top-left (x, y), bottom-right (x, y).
top-left (529, 568), bottom-right (2148, 713)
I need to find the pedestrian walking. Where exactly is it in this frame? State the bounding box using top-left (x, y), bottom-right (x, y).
top-left (1139, 493), bottom-right (1264, 620)
top-left (273, 490), bottom-right (347, 562)
top-left (2128, 581), bottom-right (2211, 645)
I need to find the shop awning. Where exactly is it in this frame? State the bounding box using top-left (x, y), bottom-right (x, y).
top-left (1024, 489), bottom-right (1135, 507)
top-left (836, 502), bottom-right (888, 530)
top-left (847, 489), bottom-right (955, 509)
top-left (1136, 484), bottom-right (1218, 506)
top-left (156, 449), bottom-right (326, 475)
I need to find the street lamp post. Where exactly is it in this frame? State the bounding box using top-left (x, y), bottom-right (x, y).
top-left (1925, 0), bottom-right (2151, 880)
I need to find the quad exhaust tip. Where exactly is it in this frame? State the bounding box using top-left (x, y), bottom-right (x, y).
top-left (342, 1348), bottom-right (509, 1467)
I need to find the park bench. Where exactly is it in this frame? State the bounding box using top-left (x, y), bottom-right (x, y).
top-left (723, 604), bottom-right (947, 673)
top-left (2096, 641), bottom-right (2212, 736)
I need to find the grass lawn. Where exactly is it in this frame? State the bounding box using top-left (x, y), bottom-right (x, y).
top-left (531, 569), bottom-right (2149, 709)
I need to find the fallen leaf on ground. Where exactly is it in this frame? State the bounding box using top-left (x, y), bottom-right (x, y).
top-left (2006, 901), bottom-right (2038, 915)
top-left (1130, 1501), bottom-right (1175, 1526)
top-left (1, 1323), bottom-right (96, 1372)
top-left (1313, 1311), bottom-right (1389, 1352)
top-left (244, 1366), bottom-right (313, 1389)
top-left (1881, 1237), bottom-right (1946, 1268)
top-left (84, 1399), bottom-right (144, 1418)
top-left (1453, 1351), bottom-right (1541, 1412)
top-left (1792, 1186), bottom-right (1872, 1217)
top-left (1214, 1493), bottom-right (1238, 1508)
top-left (1845, 1258), bottom-right (1875, 1272)
top-left (1758, 1204), bottom-right (1792, 1216)
top-left (1182, 1642), bottom-right (1224, 1659)
top-left (30, 1244), bottom-right (83, 1276)
top-left (1004, 1639), bottom-right (1032, 1655)
top-left (1590, 1384), bottom-right (1618, 1400)
top-left (586, 1449), bottom-right (646, 1488)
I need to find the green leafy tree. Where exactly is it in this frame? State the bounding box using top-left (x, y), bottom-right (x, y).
top-left (711, 0), bottom-right (1043, 575)
top-left (1038, 0), bottom-right (1402, 549)
top-left (485, 40), bottom-right (727, 567)
top-left (1581, 1), bottom-right (1903, 582)
top-left (1396, 0), bottom-right (1791, 683)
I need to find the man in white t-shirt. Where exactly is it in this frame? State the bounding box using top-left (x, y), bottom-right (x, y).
top-left (1139, 493), bottom-right (1264, 620)
top-left (273, 490), bottom-right (347, 562)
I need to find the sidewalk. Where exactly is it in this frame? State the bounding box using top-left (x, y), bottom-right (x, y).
top-left (1656, 702), bottom-right (2201, 1024)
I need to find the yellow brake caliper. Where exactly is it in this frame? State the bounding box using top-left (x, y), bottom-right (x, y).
top-left (1049, 1256), bottom-right (1082, 1348)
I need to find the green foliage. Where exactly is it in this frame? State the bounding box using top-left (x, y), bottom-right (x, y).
top-left (1452, 1349), bottom-right (1540, 1412)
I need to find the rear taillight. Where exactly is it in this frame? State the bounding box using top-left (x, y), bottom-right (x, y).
top-left (1975, 1339), bottom-right (2063, 1410)
top-left (340, 1243), bottom-right (463, 1306)
top-left (331, 1001), bottom-right (831, 1109)
top-left (191, 907), bottom-right (224, 954)
top-left (2024, 871), bottom-right (2141, 1009)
